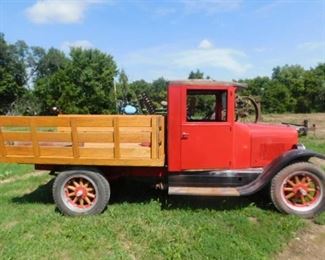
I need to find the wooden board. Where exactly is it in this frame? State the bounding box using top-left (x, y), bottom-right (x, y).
top-left (0, 115), bottom-right (165, 167)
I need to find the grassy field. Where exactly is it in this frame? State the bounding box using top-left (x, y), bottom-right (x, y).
top-left (0, 113), bottom-right (324, 259)
top-left (0, 174), bottom-right (304, 259)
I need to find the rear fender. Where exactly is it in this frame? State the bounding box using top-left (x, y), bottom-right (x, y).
top-left (238, 149), bottom-right (325, 196)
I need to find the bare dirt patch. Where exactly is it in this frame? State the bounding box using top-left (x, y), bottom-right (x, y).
top-left (276, 222), bottom-right (325, 260)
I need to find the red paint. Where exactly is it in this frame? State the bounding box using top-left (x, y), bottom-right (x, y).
top-left (167, 81), bottom-right (298, 172)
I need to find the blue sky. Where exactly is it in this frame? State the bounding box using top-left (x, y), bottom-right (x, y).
top-left (1, 0), bottom-right (324, 81)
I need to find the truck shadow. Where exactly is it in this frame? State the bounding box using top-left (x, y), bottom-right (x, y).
top-left (12, 177), bottom-right (275, 212)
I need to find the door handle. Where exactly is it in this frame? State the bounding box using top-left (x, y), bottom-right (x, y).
top-left (181, 132), bottom-right (190, 139)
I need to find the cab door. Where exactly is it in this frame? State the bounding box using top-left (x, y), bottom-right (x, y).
top-left (180, 87), bottom-right (233, 170)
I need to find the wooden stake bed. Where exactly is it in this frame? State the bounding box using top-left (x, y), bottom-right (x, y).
top-left (0, 115), bottom-right (165, 167)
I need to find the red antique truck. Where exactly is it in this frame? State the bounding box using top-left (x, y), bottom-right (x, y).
top-left (0, 80), bottom-right (324, 217)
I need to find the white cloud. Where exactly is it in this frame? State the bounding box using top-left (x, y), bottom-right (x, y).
top-left (123, 40), bottom-right (251, 77)
top-left (61, 40), bottom-right (94, 51)
top-left (182, 0), bottom-right (242, 14)
top-left (297, 41), bottom-right (325, 51)
top-left (173, 48), bottom-right (250, 74)
top-left (198, 39), bottom-right (214, 49)
top-left (25, 0), bottom-right (103, 24)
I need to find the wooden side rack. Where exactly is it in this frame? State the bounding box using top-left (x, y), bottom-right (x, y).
top-left (0, 115), bottom-right (165, 167)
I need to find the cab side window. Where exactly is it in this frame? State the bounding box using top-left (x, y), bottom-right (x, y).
top-left (187, 90), bottom-right (227, 122)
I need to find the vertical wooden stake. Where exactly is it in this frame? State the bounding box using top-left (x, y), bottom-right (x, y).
top-left (70, 119), bottom-right (80, 158)
top-left (30, 119), bottom-right (40, 157)
top-left (151, 117), bottom-right (158, 159)
top-left (113, 117), bottom-right (120, 159)
top-left (0, 126), bottom-right (6, 157)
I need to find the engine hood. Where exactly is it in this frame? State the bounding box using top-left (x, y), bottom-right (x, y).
top-left (246, 123), bottom-right (298, 167)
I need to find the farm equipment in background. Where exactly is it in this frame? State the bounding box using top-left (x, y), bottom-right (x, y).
top-left (235, 96), bottom-right (261, 123)
top-left (282, 120), bottom-right (317, 137)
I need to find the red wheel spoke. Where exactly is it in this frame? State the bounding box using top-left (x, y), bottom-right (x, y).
top-left (85, 197), bottom-right (91, 205)
top-left (287, 180), bottom-right (295, 187)
top-left (306, 194), bottom-right (314, 201)
top-left (308, 188), bottom-right (316, 192)
top-left (294, 176), bottom-right (300, 184)
top-left (284, 187), bottom-right (293, 191)
top-left (88, 193), bottom-right (95, 199)
top-left (67, 185), bottom-right (76, 191)
top-left (67, 192), bottom-right (75, 197)
top-left (73, 181), bottom-right (79, 187)
top-left (301, 195), bottom-right (306, 205)
top-left (286, 192), bottom-right (295, 199)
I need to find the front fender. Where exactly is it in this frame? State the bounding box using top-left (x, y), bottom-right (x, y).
top-left (238, 149), bottom-right (325, 196)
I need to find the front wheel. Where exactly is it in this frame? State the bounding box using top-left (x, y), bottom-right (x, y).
top-left (53, 169), bottom-right (110, 216)
top-left (271, 162), bottom-right (325, 218)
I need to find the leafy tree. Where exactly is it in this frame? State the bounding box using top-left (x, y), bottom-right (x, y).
top-left (34, 47), bottom-right (118, 114)
top-left (0, 34), bottom-right (27, 114)
top-left (188, 69), bottom-right (204, 79)
top-left (117, 69), bottom-right (130, 101)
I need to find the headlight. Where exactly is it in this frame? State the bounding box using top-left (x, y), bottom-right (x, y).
top-left (295, 143), bottom-right (306, 150)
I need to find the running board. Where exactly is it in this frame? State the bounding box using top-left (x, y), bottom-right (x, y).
top-left (168, 186), bottom-right (240, 196)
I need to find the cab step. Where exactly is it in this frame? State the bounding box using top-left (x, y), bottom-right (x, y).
top-left (168, 186), bottom-right (240, 196)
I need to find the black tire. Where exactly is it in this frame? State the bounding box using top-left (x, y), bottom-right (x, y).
top-left (52, 169), bottom-right (110, 216)
top-left (271, 162), bottom-right (325, 218)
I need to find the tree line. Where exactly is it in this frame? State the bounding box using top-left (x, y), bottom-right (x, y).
top-left (0, 33), bottom-right (324, 115)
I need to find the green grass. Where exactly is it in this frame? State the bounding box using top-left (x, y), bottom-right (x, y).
top-left (315, 213), bottom-right (325, 225)
top-left (0, 163), bottom-right (33, 180)
top-left (0, 175), bottom-right (303, 259)
top-left (300, 136), bottom-right (325, 154)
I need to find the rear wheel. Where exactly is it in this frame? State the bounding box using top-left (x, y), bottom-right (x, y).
top-left (53, 169), bottom-right (110, 216)
top-left (271, 162), bottom-right (325, 218)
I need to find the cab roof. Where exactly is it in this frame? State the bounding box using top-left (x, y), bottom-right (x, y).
top-left (168, 80), bottom-right (247, 89)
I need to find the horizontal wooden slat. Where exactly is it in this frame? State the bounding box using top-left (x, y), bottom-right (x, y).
top-left (78, 132), bottom-right (113, 143)
top-left (0, 117), bottom-right (31, 126)
top-left (77, 127), bottom-right (113, 132)
top-left (79, 148), bottom-right (114, 158)
top-left (32, 117), bottom-right (70, 127)
top-left (2, 132), bottom-right (31, 141)
top-left (119, 127), bottom-right (152, 132)
top-left (0, 156), bottom-right (165, 166)
top-left (5, 146), bottom-right (34, 156)
top-left (82, 143), bottom-right (114, 148)
top-left (119, 117), bottom-right (152, 127)
top-left (120, 147), bottom-right (151, 158)
top-left (72, 117), bottom-right (113, 127)
top-left (120, 132), bottom-right (151, 143)
top-left (39, 147), bottom-right (73, 157)
top-left (37, 132), bottom-right (72, 142)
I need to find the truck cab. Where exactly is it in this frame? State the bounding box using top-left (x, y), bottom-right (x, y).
top-left (167, 80), bottom-right (297, 171)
